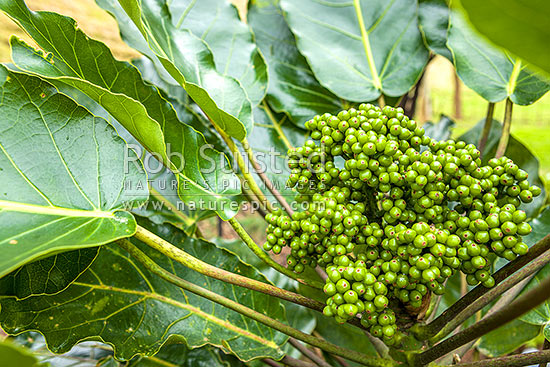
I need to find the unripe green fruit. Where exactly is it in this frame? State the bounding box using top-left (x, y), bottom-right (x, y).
top-left (275, 105), bottom-right (538, 345)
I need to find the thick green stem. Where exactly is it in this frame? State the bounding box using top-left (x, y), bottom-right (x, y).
top-left (228, 217), bottom-right (324, 289)
top-left (242, 137), bottom-right (294, 216)
top-left (478, 102), bottom-right (495, 157)
top-left (413, 268), bottom-right (550, 366)
top-left (119, 240), bottom-right (395, 367)
top-left (430, 244), bottom-right (550, 344)
top-left (495, 98), bottom-right (513, 158)
top-left (413, 235), bottom-right (550, 340)
top-left (132, 225), bottom-right (323, 310)
top-left (454, 350), bottom-right (550, 367)
top-left (289, 338), bottom-right (332, 367)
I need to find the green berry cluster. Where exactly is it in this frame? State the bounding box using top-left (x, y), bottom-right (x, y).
top-left (263, 104), bottom-right (540, 345)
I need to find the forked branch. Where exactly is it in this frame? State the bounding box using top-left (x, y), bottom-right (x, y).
top-left (413, 267), bottom-right (550, 366)
top-left (413, 235), bottom-right (550, 340)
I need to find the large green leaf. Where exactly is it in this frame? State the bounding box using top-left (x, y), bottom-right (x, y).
top-left (104, 0), bottom-right (253, 140)
top-left (12, 333), bottom-right (114, 367)
top-left (0, 219), bottom-right (287, 361)
top-left (167, 0), bottom-right (267, 106)
top-left (447, 10), bottom-right (550, 105)
top-left (418, 0), bottom-right (452, 60)
top-left (280, 0), bottom-right (429, 101)
top-left (99, 0), bottom-right (267, 108)
top-left (248, 0), bottom-right (342, 125)
top-left (129, 343), bottom-right (247, 367)
top-left (0, 0), bottom-right (165, 164)
top-left (458, 119), bottom-right (545, 218)
top-left (0, 66), bottom-right (147, 278)
top-left (0, 249), bottom-right (98, 299)
top-left (1, 1), bottom-right (241, 220)
top-left (131, 57), bottom-right (229, 156)
top-left (460, 0), bottom-right (550, 77)
top-left (13, 332), bottom-right (239, 367)
top-left (478, 318), bottom-right (540, 357)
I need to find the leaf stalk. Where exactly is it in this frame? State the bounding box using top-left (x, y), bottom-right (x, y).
top-left (454, 350), bottom-right (550, 367)
top-left (131, 225), bottom-right (323, 309)
top-left (119, 240), bottom-right (395, 367)
top-left (288, 338), bottom-right (333, 367)
top-left (242, 137), bottom-right (295, 216)
top-left (211, 119), bottom-right (275, 212)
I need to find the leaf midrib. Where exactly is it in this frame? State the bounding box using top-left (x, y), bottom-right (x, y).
top-left (507, 58), bottom-right (522, 97)
top-left (0, 200), bottom-right (115, 218)
top-left (353, 0), bottom-right (382, 90)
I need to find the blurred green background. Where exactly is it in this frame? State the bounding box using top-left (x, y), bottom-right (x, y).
top-left (2, 0), bottom-right (549, 183)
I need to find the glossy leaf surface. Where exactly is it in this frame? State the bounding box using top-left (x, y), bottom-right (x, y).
top-left (460, 0), bottom-right (550, 77)
top-left (418, 0), bottom-right (452, 59)
top-left (248, 0), bottom-right (342, 125)
top-left (110, 0), bottom-right (254, 140)
top-left (168, 0), bottom-right (268, 106)
top-left (0, 219), bottom-right (287, 361)
top-left (447, 10), bottom-right (550, 105)
top-left (0, 67), bottom-right (146, 278)
top-left (280, 0), bottom-right (429, 101)
top-left (0, 1), bottom-right (241, 220)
